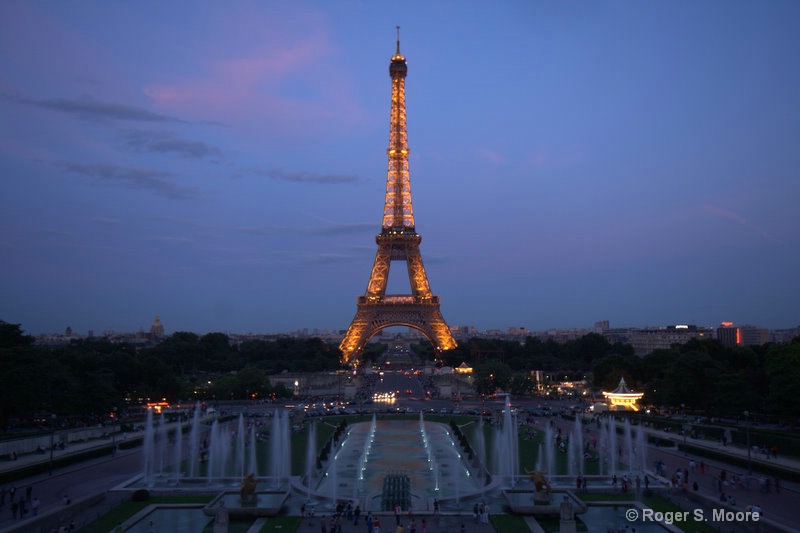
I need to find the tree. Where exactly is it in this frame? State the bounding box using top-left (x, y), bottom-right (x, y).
top-left (0, 321), bottom-right (34, 348)
top-left (508, 373), bottom-right (535, 396)
top-left (592, 354), bottom-right (641, 389)
top-left (663, 351), bottom-right (721, 413)
top-left (763, 343), bottom-right (800, 416)
top-left (473, 359), bottom-right (513, 394)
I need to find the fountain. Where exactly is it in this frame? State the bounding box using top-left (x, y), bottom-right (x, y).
top-left (142, 410), bottom-right (184, 487)
top-left (247, 425), bottom-right (258, 477)
top-left (608, 416), bottom-right (618, 477)
top-left (572, 415), bottom-right (584, 476)
top-left (125, 404), bottom-right (663, 531)
top-left (544, 424), bottom-right (555, 477)
top-left (472, 415), bottom-right (488, 484)
top-left (270, 409), bottom-right (291, 487)
top-left (492, 395), bottom-right (519, 486)
top-left (359, 414), bottom-right (377, 487)
top-left (623, 418), bottom-right (634, 474)
top-left (142, 409), bottom-right (155, 487)
top-left (635, 422), bottom-right (648, 474)
top-left (304, 420), bottom-right (317, 503)
top-left (235, 414), bottom-right (246, 479)
top-left (188, 403), bottom-right (202, 477)
top-left (207, 420), bottom-right (231, 483)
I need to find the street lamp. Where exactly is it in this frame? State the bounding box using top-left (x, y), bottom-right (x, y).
top-left (681, 404), bottom-right (687, 456)
top-left (744, 410), bottom-right (752, 474)
top-left (48, 413), bottom-right (56, 476)
top-left (111, 407), bottom-right (117, 457)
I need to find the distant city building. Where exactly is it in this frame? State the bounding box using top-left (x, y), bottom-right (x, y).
top-left (507, 326), bottom-right (530, 338)
top-left (624, 325), bottom-right (714, 356)
top-left (150, 315), bottom-right (165, 339)
top-left (771, 326), bottom-right (800, 343)
top-left (540, 328), bottom-right (592, 343)
top-left (717, 322), bottom-right (770, 348)
top-left (28, 319), bottom-right (795, 351)
top-left (739, 325), bottom-right (770, 346)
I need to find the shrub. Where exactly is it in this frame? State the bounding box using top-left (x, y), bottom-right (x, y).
top-left (131, 489), bottom-right (150, 502)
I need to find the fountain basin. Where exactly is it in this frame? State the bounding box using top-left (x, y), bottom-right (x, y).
top-left (119, 504), bottom-right (211, 533)
top-left (503, 489), bottom-right (587, 515)
top-left (204, 491), bottom-right (289, 518)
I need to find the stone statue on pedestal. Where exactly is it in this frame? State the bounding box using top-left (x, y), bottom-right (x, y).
top-left (559, 496), bottom-right (576, 533)
top-left (213, 502), bottom-right (229, 533)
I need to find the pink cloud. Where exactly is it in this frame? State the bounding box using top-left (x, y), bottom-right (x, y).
top-left (477, 148), bottom-right (506, 165)
top-left (143, 33), bottom-right (364, 136)
top-left (702, 204), bottom-right (775, 242)
top-left (702, 204), bottom-right (748, 225)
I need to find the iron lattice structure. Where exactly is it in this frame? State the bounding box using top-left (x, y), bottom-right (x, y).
top-left (340, 32), bottom-right (457, 366)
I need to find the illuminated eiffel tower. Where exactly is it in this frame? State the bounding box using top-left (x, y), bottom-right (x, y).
top-left (340, 30), bottom-right (457, 366)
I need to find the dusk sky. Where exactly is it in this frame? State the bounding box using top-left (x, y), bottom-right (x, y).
top-left (2, 1), bottom-right (798, 337)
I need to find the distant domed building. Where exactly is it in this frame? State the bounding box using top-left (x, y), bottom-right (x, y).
top-left (150, 315), bottom-right (165, 339)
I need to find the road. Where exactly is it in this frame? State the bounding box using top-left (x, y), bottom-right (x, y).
top-left (0, 444), bottom-right (142, 531)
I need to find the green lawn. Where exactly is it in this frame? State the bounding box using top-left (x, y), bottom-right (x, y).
top-left (80, 495), bottom-right (214, 533)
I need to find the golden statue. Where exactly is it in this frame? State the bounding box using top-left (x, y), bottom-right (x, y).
top-left (524, 468), bottom-right (552, 493)
top-left (240, 473), bottom-right (257, 502)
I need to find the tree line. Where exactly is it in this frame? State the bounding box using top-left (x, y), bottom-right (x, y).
top-left (425, 332), bottom-right (800, 418)
top-left (1, 320), bottom-right (798, 431)
top-left (0, 321), bottom-right (341, 431)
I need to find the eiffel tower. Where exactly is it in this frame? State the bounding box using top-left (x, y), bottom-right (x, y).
top-left (340, 30), bottom-right (457, 366)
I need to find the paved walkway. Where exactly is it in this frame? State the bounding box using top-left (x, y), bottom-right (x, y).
top-left (294, 513), bottom-right (496, 533)
top-left (637, 420), bottom-right (800, 475)
top-left (548, 416), bottom-right (800, 532)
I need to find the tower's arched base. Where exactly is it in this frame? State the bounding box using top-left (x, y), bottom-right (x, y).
top-left (340, 296), bottom-right (456, 366)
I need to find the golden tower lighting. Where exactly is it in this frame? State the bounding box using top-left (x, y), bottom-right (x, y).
top-left (340, 29), bottom-right (457, 366)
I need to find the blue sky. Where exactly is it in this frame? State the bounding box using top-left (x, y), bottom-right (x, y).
top-left (1, 1), bottom-right (798, 336)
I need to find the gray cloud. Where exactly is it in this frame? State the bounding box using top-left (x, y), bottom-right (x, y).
top-left (236, 225), bottom-right (298, 236)
top-left (303, 253), bottom-right (360, 264)
top-left (312, 223), bottom-right (375, 235)
top-left (255, 168), bottom-right (358, 184)
top-left (122, 130), bottom-right (222, 159)
top-left (14, 94), bottom-right (184, 123)
top-left (64, 163), bottom-right (199, 199)
top-left (140, 235), bottom-right (194, 246)
top-left (91, 217), bottom-right (123, 226)
top-left (234, 222), bottom-right (374, 237)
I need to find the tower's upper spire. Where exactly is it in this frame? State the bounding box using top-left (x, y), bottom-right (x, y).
top-left (389, 26), bottom-right (407, 78)
top-left (396, 25), bottom-right (401, 55)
